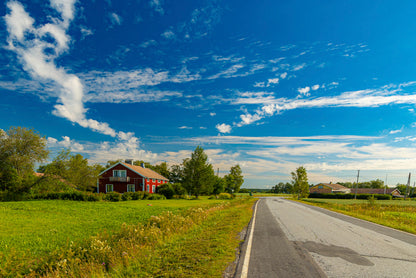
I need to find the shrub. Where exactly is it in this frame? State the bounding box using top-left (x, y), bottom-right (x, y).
top-left (156, 184), bottom-right (175, 199)
top-left (218, 193), bottom-right (234, 200)
top-left (103, 192), bottom-right (122, 202)
top-left (122, 192), bottom-right (133, 201)
top-left (147, 194), bottom-right (166, 200)
top-left (308, 193), bottom-right (392, 200)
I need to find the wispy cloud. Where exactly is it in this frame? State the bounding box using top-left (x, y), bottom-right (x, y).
top-left (109, 12), bottom-right (122, 26)
top-left (150, 0), bottom-right (164, 15)
top-left (4, 0), bottom-right (141, 142)
top-left (229, 82), bottom-right (416, 128)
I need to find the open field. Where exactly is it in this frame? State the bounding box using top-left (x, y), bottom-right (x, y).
top-left (0, 198), bottom-right (255, 277)
top-left (0, 198), bottom-right (225, 256)
top-left (300, 198), bottom-right (416, 235)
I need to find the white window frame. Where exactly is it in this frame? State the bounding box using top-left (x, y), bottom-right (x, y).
top-left (106, 184), bottom-right (114, 193)
top-left (152, 185), bottom-right (156, 193)
top-left (127, 184), bottom-right (135, 192)
top-left (113, 170), bottom-right (126, 177)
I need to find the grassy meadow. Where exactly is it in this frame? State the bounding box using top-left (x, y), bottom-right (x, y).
top-left (0, 198), bottom-right (255, 277)
top-left (301, 198), bottom-right (416, 235)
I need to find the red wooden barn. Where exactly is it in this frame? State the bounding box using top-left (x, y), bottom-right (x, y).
top-left (98, 161), bottom-right (169, 194)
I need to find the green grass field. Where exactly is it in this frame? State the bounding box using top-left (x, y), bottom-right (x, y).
top-left (0, 198), bottom-right (255, 277)
top-left (0, 198), bottom-right (224, 256)
top-left (301, 198), bottom-right (416, 235)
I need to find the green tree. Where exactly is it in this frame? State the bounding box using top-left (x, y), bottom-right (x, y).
top-left (182, 146), bottom-right (215, 197)
top-left (291, 166), bottom-right (309, 199)
top-left (0, 127), bottom-right (49, 193)
top-left (224, 164), bottom-right (244, 193)
top-left (213, 175), bottom-right (225, 194)
top-left (270, 182), bottom-right (293, 194)
top-left (43, 150), bottom-right (102, 191)
top-left (153, 162), bottom-right (170, 179)
top-left (169, 164), bottom-right (184, 184)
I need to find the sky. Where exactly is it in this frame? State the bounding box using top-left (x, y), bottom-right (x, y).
top-left (2, 0), bottom-right (416, 188)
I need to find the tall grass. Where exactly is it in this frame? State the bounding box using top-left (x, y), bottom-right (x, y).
top-left (302, 198), bottom-right (416, 234)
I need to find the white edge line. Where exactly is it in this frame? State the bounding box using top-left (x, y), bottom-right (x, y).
top-left (241, 199), bottom-right (259, 278)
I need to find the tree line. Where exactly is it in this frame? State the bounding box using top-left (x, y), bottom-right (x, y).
top-left (0, 127), bottom-right (244, 199)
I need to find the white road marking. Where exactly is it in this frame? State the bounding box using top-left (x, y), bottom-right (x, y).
top-left (240, 199), bottom-right (259, 278)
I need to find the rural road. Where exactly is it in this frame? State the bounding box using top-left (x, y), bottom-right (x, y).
top-left (235, 197), bottom-right (416, 278)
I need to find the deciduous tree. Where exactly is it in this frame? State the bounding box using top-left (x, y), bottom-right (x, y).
top-left (224, 164), bottom-right (244, 193)
top-left (182, 146), bottom-right (215, 197)
top-left (291, 166), bottom-right (309, 199)
top-left (0, 127), bottom-right (49, 192)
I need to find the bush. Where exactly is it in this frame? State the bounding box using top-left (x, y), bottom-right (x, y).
top-left (103, 192), bottom-right (122, 202)
top-left (156, 184), bottom-right (175, 199)
top-left (0, 191), bottom-right (27, 202)
top-left (308, 193), bottom-right (392, 200)
top-left (218, 193), bottom-right (234, 200)
top-left (122, 192), bottom-right (133, 201)
top-left (147, 194), bottom-right (166, 200)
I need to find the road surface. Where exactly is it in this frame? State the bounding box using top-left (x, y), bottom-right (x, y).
top-left (235, 197), bottom-right (416, 278)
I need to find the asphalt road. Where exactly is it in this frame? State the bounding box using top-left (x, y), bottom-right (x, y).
top-left (235, 197), bottom-right (416, 278)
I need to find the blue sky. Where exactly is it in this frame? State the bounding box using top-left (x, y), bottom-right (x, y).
top-left (2, 0), bottom-right (416, 188)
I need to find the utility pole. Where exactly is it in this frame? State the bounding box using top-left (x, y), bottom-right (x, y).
top-left (354, 170), bottom-right (360, 199)
top-left (405, 172), bottom-right (411, 200)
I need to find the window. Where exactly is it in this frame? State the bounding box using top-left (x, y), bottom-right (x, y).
top-left (152, 179), bottom-right (155, 182)
top-left (106, 184), bottom-right (114, 192)
top-left (152, 185), bottom-right (156, 193)
top-left (113, 170), bottom-right (126, 177)
top-left (318, 185), bottom-right (323, 189)
top-left (127, 184), bottom-right (135, 192)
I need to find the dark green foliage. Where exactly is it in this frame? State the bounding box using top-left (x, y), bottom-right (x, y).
top-left (270, 182), bottom-right (293, 194)
top-left (213, 176), bottom-right (225, 194)
top-left (122, 192), bottom-right (133, 201)
top-left (308, 193), bottom-right (392, 200)
top-left (156, 183), bottom-right (175, 199)
top-left (171, 183), bottom-right (186, 196)
top-left (31, 192), bottom-right (103, 201)
top-left (103, 192), bottom-right (122, 202)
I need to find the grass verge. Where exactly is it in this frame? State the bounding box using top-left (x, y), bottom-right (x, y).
top-left (0, 198), bottom-right (255, 277)
top-left (298, 198), bottom-right (416, 235)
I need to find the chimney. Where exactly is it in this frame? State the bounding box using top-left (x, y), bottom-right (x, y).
top-left (125, 159), bottom-right (133, 165)
top-left (141, 163), bottom-right (145, 168)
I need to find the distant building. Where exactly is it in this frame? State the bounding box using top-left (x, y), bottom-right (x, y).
top-left (352, 188), bottom-right (401, 196)
top-left (98, 161), bottom-right (169, 194)
top-left (309, 183), bottom-right (351, 194)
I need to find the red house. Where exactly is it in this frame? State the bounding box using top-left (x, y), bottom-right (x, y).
top-left (98, 161), bottom-right (169, 194)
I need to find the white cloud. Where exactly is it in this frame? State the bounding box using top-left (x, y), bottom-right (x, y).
top-left (280, 72), bottom-right (287, 79)
top-left (161, 30), bottom-right (175, 39)
top-left (179, 126), bottom-right (192, 129)
top-left (254, 82), bottom-right (266, 88)
top-left (267, 78), bottom-right (279, 86)
top-left (210, 112), bottom-right (216, 116)
top-left (297, 86), bottom-right (310, 96)
top-left (150, 0), bottom-right (164, 15)
top-left (389, 129), bottom-right (402, 134)
top-left (109, 12), bottom-right (122, 26)
top-left (216, 123), bottom-right (231, 133)
top-left (312, 84), bottom-right (320, 90)
top-left (293, 63), bottom-right (306, 71)
top-left (4, 0), bottom-right (142, 142)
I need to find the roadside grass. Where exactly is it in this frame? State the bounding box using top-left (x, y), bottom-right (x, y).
top-left (0, 198), bottom-right (255, 277)
top-left (300, 198), bottom-right (416, 234)
top-left (115, 199), bottom-right (254, 277)
top-left (0, 199), bottom-right (224, 257)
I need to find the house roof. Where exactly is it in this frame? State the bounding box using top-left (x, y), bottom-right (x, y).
top-left (100, 162), bottom-right (169, 181)
top-left (121, 162), bottom-right (168, 181)
top-left (352, 188), bottom-right (400, 195)
top-left (316, 183), bottom-right (349, 191)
